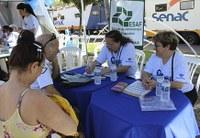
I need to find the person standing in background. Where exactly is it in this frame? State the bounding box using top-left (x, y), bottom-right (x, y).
top-left (16, 3), bottom-right (42, 38)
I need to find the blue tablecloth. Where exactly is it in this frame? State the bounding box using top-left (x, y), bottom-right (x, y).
top-left (54, 67), bottom-right (127, 129)
top-left (86, 79), bottom-right (199, 138)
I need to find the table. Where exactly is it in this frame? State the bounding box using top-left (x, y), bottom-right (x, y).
top-left (54, 67), bottom-right (127, 129)
top-left (0, 53), bottom-right (10, 59)
top-left (0, 49), bottom-right (11, 73)
top-left (86, 78), bottom-right (200, 138)
top-left (0, 47), bottom-right (11, 59)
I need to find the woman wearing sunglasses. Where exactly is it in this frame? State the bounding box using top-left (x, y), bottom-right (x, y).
top-left (141, 31), bottom-right (197, 106)
top-left (86, 30), bottom-right (137, 77)
top-left (0, 40), bottom-right (77, 137)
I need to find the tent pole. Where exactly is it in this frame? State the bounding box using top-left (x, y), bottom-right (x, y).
top-left (80, 0), bottom-right (88, 58)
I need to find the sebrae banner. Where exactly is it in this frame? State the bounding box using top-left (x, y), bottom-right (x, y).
top-left (110, 0), bottom-right (144, 48)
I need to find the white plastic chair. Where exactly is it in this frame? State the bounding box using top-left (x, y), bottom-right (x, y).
top-left (185, 56), bottom-right (200, 92)
top-left (57, 46), bottom-right (82, 72)
top-left (185, 56), bottom-right (200, 80)
top-left (93, 42), bottom-right (104, 58)
top-left (135, 49), bottom-right (145, 79)
top-left (196, 74), bottom-right (200, 93)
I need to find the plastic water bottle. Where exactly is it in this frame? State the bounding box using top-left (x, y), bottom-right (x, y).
top-left (66, 38), bottom-right (73, 47)
top-left (61, 53), bottom-right (67, 72)
top-left (156, 73), bottom-right (164, 98)
top-left (110, 64), bottom-right (117, 82)
top-left (161, 77), bottom-right (171, 102)
top-left (94, 65), bottom-right (102, 85)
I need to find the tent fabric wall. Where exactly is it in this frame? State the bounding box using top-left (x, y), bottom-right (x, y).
top-left (0, 2), bottom-right (21, 26)
top-left (35, 0), bottom-right (58, 34)
top-left (0, 3), bottom-right (10, 25)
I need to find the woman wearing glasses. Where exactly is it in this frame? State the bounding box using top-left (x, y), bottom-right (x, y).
top-left (17, 31), bottom-right (60, 96)
top-left (86, 30), bottom-right (137, 77)
top-left (0, 41), bottom-right (77, 137)
top-left (141, 31), bottom-right (197, 105)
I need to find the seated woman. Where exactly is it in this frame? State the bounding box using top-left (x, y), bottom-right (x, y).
top-left (86, 30), bottom-right (137, 77)
top-left (0, 40), bottom-right (77, 137)
top-left (141, 31), bottom-right (198, 105)
top-left (1, 25), bottom-right (18, 47)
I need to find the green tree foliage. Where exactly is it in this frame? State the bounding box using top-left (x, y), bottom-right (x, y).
top-left (61, 0), bottom-right (98, 11)
top-left (59, 0), bottom-right (98, 32)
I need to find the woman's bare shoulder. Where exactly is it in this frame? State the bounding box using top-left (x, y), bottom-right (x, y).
top-left (26, 89), bottom-right (57, 108)
top-left (26, 89), bottom-right (49, 102)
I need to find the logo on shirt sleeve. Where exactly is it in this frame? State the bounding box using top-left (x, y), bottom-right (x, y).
top-left (125, 58), bottom-right (133, 63)
top-left (176, 73), bottom-right (185, 80)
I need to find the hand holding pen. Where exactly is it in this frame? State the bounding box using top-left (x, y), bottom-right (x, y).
top-left (142, 76), bottom-right (156, 90)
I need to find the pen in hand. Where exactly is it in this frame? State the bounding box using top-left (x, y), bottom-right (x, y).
top-left (143, 76), bottom-right (154, 90)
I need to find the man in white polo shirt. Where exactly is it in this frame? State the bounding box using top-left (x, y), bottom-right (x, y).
top-left (31, 33), bottom-right (60, 95)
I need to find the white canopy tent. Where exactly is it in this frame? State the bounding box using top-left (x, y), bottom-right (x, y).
top-left (0, 1), bottom-right (21, 27)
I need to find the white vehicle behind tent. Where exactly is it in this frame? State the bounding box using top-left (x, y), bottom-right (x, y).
top-left (51, 5), bottom-right (92, 33)
top-left (145, 0), bottom-right (200, 44)
top-left (51, 3), bottom-right (108, 35)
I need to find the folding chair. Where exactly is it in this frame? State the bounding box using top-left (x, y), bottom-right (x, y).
top-left (185, 56), bottom-right (200, 92)
top-left (196, 74), bottom-right (200, 93)
top-left (57, 47), bottom-right (82, 72)
top-left (135, 49), bottom-right (145, 79)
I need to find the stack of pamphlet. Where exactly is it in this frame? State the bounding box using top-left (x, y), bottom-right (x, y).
top-left (60, 73), bottom-right (92, 88)
top-left (61, 73), bottom-right (91, 83)
top-left (139, 96), bottom-right (176, 111)
top-left (111, 80), bottom-right (176, 111)
top-left (123, 80), bottom-right (151, 98)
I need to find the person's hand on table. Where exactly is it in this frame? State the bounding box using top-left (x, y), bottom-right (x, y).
top-left (85, 65), bottom-right (93, 74)
top-left (142, 77), bottom-right (156, 90)
top-left (101, 67), bottom-right (111, 75)
top-left (85, 60), bottom-right (95, 74)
